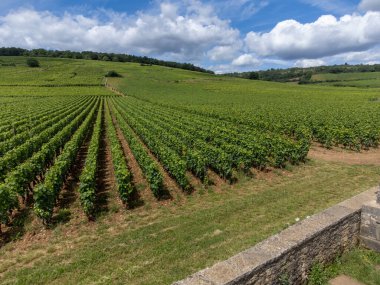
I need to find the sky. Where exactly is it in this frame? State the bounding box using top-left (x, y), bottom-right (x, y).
top-left (1, 0), bottom-right (380, 73)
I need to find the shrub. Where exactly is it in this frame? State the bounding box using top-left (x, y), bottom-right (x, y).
top-left (105, 70), bottom-right (122, 77)
top-left (26, 58), bottom-right (40, 68)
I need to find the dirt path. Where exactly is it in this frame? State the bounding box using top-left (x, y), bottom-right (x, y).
top-left (329, 275), bottom-right (365, 285)
top-left (308, 145), bottom-right (380, 165)
top-left (105, 82), bottom-right (125, 96)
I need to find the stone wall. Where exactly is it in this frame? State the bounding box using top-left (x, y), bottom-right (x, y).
top-left (174, 187), bottom-right (377, 285)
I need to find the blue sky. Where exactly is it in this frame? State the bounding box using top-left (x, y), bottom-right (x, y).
top-left (0, 0), bottom-right (380, 72)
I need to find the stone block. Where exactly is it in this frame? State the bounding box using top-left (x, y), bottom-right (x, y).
top-left (360, 200), bottom-right (380, 252)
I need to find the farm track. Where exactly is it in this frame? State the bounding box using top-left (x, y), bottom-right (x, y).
top-left (105, 83), bottom-right (125, 96)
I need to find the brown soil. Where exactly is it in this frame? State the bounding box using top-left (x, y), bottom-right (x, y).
top-left (56, 137), bottom-right (89, 212)
top-left (186, 171), bottom-right (204, 194)
top-left (207, 169), bottom-right (227, 192)
top-left (0, 130), bottom-right (93, 274)
top-left (0, 126), bottom-right (93, 246)
top-left (0, 120), bottom-right (128, 278)
top-left (114, 121), bottom-right (154, 208)
top-left (95, 112), bottom-right (118, 214)
top-left (105, 83), bottom-right (125, 96)
top-left (308, 145), bottom-right (380, 165)
top-left (329, 275), bottom-right (364, 285)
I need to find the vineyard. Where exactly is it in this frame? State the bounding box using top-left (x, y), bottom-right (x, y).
top-left (0, 56), bottom-right (380, 284)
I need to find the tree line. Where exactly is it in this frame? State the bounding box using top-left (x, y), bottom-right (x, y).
top-left (225, 63), bottom-right (380, 83)
top-left (0, 47), bottom-right (214, 74)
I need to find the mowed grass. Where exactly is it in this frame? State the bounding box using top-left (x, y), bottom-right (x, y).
top-left (0, 160), bottom-right (379, 285)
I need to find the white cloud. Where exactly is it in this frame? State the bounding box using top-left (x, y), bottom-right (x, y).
top-left (330, 47), bottom-right (380, 64)
top-left (207, 42), bottom-right (243, 61)
top-left (232, 54), bottom-right (260, 66)
top-left (359, 0), bottom-right (380, 12)
top-left (294, 59), bottom-right (326, 68)
top-left (245, 12), bottom-right (380, 60)
top-left (209, 63), bottom-right (236, 74)
top-left (0, 1), bottom-right (240, 61)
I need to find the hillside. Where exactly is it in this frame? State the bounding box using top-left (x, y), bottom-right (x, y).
top-left (310, 71), bottom-right (380, 88)
top-left (227, 64), bottom-right (380, 87)
top-left (0, 57), bottom-right (380, 284)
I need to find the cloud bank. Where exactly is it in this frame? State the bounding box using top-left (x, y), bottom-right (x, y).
top-left (0, 1), bottom-right (239, 61)
top-left (0, 1), bottom-right (380, 71)
top-left (359, 0), bottom-right (380, 12)
top-left (245, 12), bottom-right (380, 60)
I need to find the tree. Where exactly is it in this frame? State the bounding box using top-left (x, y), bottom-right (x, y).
top-left (26, 58), bottom-right (40, 67)
top-left (248, 72), bottom-right (259, 80)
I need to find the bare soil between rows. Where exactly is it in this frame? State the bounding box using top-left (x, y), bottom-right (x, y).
top-left (308, 145), bottom-right (380, 165)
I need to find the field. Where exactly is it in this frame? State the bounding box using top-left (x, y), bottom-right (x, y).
top-left (311, 71), bottom-right (380, 88)
top-left (0, 56), bottom-right (380, 284)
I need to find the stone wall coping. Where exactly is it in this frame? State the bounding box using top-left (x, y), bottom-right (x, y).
top-left (174, 187), bottom-right (378, 285)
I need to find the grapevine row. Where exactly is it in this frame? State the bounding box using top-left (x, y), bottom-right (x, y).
top-left (78, 100), bottom-right (103, 218)
top-left (0, 98), bottom-right (97, 226)
top-left (121, 97), bottom-right (309, 168)
top-left (104, 100), bottom-right (134, 204)
top-left (110, 99), bottom-right (191, 191)
top-left (108, 100), bottom-right (164, 197)
top-left (0, 96), bottom-right (90, 156)
top-left (0, 97), bottom-right (96, 181)
top-left (0, 96), bottom-right (80, 136)
top-left (33, 100), bottom-right (100, 223)
top-left (114, 98), bottom-right (235, 179)
top-left (113, 98), bottom-right (208, 181)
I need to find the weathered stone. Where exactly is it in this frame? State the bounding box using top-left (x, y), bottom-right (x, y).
top-left (360, 199), bottom-right (380, 252)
